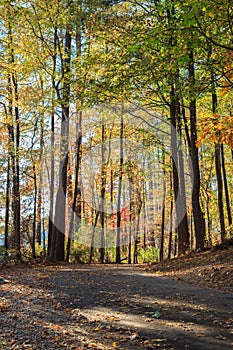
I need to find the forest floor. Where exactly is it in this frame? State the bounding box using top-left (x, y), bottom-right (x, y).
top-left (0, 246), bottom-right (233, 350)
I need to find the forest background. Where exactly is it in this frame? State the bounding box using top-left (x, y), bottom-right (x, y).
top-left (0, 0), bottom-right (232, 264)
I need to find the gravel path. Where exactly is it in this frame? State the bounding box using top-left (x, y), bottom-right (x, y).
top-left (1, 264), bottom-right (233, 349)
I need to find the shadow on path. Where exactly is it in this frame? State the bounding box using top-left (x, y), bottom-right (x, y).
top-left (44, 265), bottom-right (233, 350)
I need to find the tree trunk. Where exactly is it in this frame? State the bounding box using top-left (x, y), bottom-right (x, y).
top-left (188, 48), bottom-right (206, 250)
top-left (48, 28), bottom-right (57, 256)
top-left (89, 211), bottom-right (100, 263)
top-left (32, 164), bottom-right (37, 259)
top-left (4, 155), bottom-right (10, 250)
top-left (50, 29), bottom-right (72, 261)
top-left (209, 45), bottom-right (226, 243)
top-left (66, 112), bottom-right (82, 262)
top-left (66, 25), bottom-right (83, 262)
top-left (221, 144), bottom-right (232, 231)
top-left (206, 196), bottom-right (212, 246)
top-left (36, 178), bottom-right (42, 246)
top-left (7, 18), bottom-right (21, 257)
top-left (48, 94), bottom-right (55, 256)
top-left (133, 185), bottom-right (142, 264)
top-left (168, 171), bottom-right (173, 259)
top-left (99, 123), bottom-right (106, 264)
top-left (170, 85), bottom-right (189, 255)
top-left (159, 149), bottom-right (166, 262)
top-left (13, 71), bottom-right (21, 257)
top-left (128, 177), bottom-right (133, 264)
top-left (215, 142), bottom-right (226, 242)
top-left (116, 113), bottom-right (124, 263)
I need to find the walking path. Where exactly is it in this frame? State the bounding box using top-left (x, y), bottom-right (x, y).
top-left (0, 264), bottom-right (233, 349)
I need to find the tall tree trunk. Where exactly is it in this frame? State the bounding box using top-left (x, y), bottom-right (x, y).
top-left (32, 164), bottom-right (37, 259)
top-left (66, 111), bottom-right (82, 262)
top-left (133, 183), bottom-right (142, 264)
top-left (99, 123), bottom-right (106, 264)
top-left (206, 195), bottom-right (212, 246)
top-left (36, 87), bottom-right (44, 247)
top-left (42, 217), bottom-right (46, 257)
top-left (13, 71), bottom-right (20, 257)
top-left (36, 176), bottom-right (42, 246)
top-left (50, 28), bottom-right (72, 261)
top-left (66, 24), bottom-right (83, 262)
top-left (128, 176), bottom-right (133, 264)
top-left (170, 85), bottom-right (189, 254)
top-left (89, 211), bottom-right (100, 263)
top-left (3, 104), bottom-right (11, 250)
top-left (209, 45), bottom-right (226, 243)
top-left (116, 113), bottom-right (124, 263)
top-left (159, 149), bottom-right (166, 262)
top-left (48, 91), bottom-right (55, 256)
top-left (215, 142), bottom-right (226, 242)
top-left (166, 5), bottom-right (189, 255)
top-left (142, 152), bottom-right (147, 249)
top-left (167, 171), bottom-right (173, 259)
top-left (4, 155), bottom-right (10, 250)
top-left (7, 17), bottom-right (20, 257)
top-left (89, 136), bottom-right (99, 263)
top-left (47, 27), bottom-right (57, 256)
top-left (188, 48), bottom-right (206, 250)
top-left (221, 144), bottom-right (232, 231)
top-left (174, 231), bottom-right (178, 256)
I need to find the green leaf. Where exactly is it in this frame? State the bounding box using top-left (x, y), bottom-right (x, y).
top-left (153, 311), bottom-right (161, 318)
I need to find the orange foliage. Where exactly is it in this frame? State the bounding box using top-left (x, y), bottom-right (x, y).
top-left (220, 51), bottom-right (233, 96)
top-left (198, 115), bottom-right (233, 147)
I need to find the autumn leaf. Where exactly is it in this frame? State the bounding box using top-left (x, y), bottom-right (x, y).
top-left (0, 302), bottom-right (11, 313)
top-left (52, 324), bottom-right (61, 331)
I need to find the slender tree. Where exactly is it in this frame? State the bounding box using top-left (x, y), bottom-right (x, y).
top-left (116, 113), bottom-right (124, 263)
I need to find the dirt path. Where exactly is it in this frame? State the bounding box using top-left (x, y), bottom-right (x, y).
top-left (1, 264), bottom-right (233, 349)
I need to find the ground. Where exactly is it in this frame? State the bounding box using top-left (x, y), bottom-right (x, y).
top-left (147, 245), bottom-right (233, 294)
top-left (0, 246), bottom-right (232, 350)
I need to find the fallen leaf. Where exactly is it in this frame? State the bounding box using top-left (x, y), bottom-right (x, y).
top-left (216, 335), bottom-right (227, 340)
top-left (153, 311), bottom-right (161, 318)
top-left (130, 333), bottom-right (138, 341)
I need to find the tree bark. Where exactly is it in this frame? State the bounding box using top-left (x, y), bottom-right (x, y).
top-left (159, 149), bottom-right (166, 262)
top-left (4, 155), bottom-right (10, 250)
top-left (66, 112), bottom-right (82, 262)
top-left (188, 48), bottom-right (206, 250)
top-left (50, 28), bottom-right (72, 261)
top-left (7, 17), bottom-right (21, 257)
top-left (48, 27), bottom-right (57, 256)
top-left (221, 144), bottom-right (232, 231)
top-left (116, 113), bottom-right (124, 263)
top-left (167, 170), bottom-right (173, 259)
top-left (32, 164), bottom-right (37, 259)
top-left (99, 123), bottom-right (106, 264)
top-left (128, 176), bottom-right (133, 264)
top-left (209, 45), bottom-right (226, 243)
top-left (215, 142), bottom-right (226, 242)
top-left (170, 85), bottom-right (189, 255)
top-left (89, 211), bottom-right (100, 263)
top-left (48, 93), bottom-right (55, 256)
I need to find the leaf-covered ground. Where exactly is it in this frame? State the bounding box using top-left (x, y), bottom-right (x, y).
top-left (0, 247), bottom-right (232, 350)
top-left (147, 246), bottom-right (233, 294)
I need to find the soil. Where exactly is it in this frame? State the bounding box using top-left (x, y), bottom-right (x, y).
top-left (0, 247), bottom-right (232, 350)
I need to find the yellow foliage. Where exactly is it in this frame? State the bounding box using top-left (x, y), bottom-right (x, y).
top-left (198, 114), bottom-right (233, 147)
